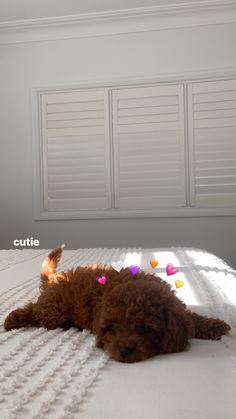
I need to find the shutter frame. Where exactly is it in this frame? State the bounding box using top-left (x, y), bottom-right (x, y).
top-left (40, 88), bottom-right (112, 212)
top-left (112, 84), bottom-right (187, 210)
top-left (188, 79), bottom-right (236, 208)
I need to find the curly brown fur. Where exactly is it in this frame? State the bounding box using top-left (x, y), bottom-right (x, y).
top-left (4, 246), bottom-right (231, 363)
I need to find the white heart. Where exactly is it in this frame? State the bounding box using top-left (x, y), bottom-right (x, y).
top-left (112, 261), bottom-right (123, 273)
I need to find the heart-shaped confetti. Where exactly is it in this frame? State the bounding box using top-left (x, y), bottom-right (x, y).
top-left (112, 261), bottom-right (123, 273)
top-left (150, 259), bottom-right (158, 268)
top-left (97, 275), bottom-right (107, 286)
top-left (175, 280), bottom-right (184, 289)
top-left (166, 263), bottom-right (178, 276)
top-left (130, 265), bottom-right (140, 275)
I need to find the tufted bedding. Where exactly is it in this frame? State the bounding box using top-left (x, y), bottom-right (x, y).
top-left (0, 247), bottom-right (236, 419)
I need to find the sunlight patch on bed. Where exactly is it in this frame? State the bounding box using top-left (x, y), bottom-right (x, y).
top-left (152, 250), bottom-right (204, 306)
top-left (186, 249), bottom-right (235, 271)
top-left (123, 252), bottom-right (141, 268)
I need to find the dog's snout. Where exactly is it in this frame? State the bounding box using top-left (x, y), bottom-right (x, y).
top-left (119, 346), bottom-right (133, 358)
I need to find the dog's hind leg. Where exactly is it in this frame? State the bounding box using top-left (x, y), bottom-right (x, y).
top-left (5, 282), bottom-right (74, 331)
top-left (4, 303), bottom-right (40, 330)
top-left (188, 311), bottom-right (230, 340)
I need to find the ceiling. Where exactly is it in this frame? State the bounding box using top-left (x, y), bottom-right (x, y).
top-left (0, 0), bottom-right (217, 23)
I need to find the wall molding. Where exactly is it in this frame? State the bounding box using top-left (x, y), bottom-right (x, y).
top-left (31, 66), bottom-right (236, 93)
top-left (1, 0), bottom-right (236, 45)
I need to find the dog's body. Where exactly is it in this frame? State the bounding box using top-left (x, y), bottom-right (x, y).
top-left (4, 246), bottom-right (230, 362)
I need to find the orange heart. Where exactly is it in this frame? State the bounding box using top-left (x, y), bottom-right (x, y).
top-left (175, 280), bottom-right (184, 289)
top-left (150, 259), bottom-right (158, 268)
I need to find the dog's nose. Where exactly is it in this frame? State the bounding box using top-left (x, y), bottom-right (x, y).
top-left (119, 346), bottom-right (133, 358)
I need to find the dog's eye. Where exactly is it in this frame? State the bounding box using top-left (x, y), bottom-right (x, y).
top-left (139, 324), bottom-right (152, 335)
top-left (104, 323), bottom-right (114, 333)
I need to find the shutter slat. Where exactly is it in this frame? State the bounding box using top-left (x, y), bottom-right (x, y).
top-left (49, 198), bottom-right (107, 211)
top-left (118, 122), bottom-right (180, 134)
top-left (116, 85), bottom-right (182, 98)
top-left (119, 146), bottom-right (179, 155)
top-left (47, 101), bottom-right (104, 113)
top-left (189, 79), bottom-right (236, 207)
top-left (49, 180), bottom-right (106, 191)
top-left (120, 161), bottom-right (180, 171)
top-left (48, 165), bottom-right (104, 174)
top-left (47, 126), bottom-right (105, 137)
top-left (119, 131), bottom-right (178, 143)
top-left (119, 153), bottom-right (181, 164)
top-left (47, 142), bottom-right (104, 152)
top-left (194, 117), bottom-right (236, 129)
top-left (47, 157), bottom-right (105, 167)
top-left (196, 159), bottom-right (236, 169)
top-left (49, 189), bottom-right (106, 199)
top-left (120, 186), bottom-right (181, 197)
top-left (47, 135), bottom-right (104, 145)
top-left (192, 79), bottom-right (236, 94)
top-left (193, 91), bottom-right (236, 103)
top-left (118, 96), bottom-right (179, 108)
top-left (47, 148), bottom-right (104, 158)
top-left (47, 110), bottom-right (104, 121)
top-left (196, 168), bottom-right (236, 177)
top-left (120, 196), bottom-right (182, 209)
top-left (196, 184), bottom-right (236, 194)
top-left (196, 151), bottom-right (236, 160)
top-left (118, 113), bottom-right (179, 124)
top-left (47, 118), bottom-right (104, 128)
top-left (113, 84), bottom-right (186, 209)
top-left (194, 100), bottom-right (236, 112)
top-left (196, 176), bottom-right (236, 186)
top-left (118, 105), bottom-right (178, 116)
top-left (48, 173), bottom-right (105, 182)
top-left (194, 109), bottom-right (236, 119)
top-left (120, 169), bottom-right (180, 180)
top-left (46, 90), bottom-right (105, 104)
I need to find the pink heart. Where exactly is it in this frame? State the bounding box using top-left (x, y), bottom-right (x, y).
top-left (97, 275), bottom-right (107, 285)
top-left (166, 263), bottom-right (178, 276)
top-left (130, 265), bottom-right (140, 275)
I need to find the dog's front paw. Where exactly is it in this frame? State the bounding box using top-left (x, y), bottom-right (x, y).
top-left (210, 319), bottom-right (231, 340)
top-left (4, 309), bottom-right (28, 331)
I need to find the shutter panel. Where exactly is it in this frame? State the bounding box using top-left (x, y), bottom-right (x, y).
top-left (188, 79), bottom-right (236, 207)
top-left (112, 84), bottom-right (186, 209)
top-left (40, 89), bottom-right (111, 211)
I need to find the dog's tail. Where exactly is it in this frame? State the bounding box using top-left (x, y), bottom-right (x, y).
top-left (40, 244), bottom-right (65, 291)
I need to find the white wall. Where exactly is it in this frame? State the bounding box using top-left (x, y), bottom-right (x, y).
top-left (1, 21), bottom-right (236, 266)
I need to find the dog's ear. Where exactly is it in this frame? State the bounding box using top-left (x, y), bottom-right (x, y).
top-left (160, 301), bottom-right (193, 353)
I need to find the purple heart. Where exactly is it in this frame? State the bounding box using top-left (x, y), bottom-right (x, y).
top-left (130, 265), bottom-right (140, 275)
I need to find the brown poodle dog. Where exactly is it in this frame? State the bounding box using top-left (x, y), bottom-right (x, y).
top-left (4, 245), bottom-right (230, 363)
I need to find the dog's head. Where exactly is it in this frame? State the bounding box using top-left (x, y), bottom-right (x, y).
top-left (93, 278), bottom-right (191, 363)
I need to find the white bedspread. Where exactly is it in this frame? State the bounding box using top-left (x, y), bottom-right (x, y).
top-left (0, 247), bottom-right (236, 419)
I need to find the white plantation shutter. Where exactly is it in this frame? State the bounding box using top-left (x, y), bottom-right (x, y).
top-left (112, 84), bottom-right (186, 209)
top-left (188, 79), bottom-right (236, 207)
top-left (40, 89), bottom-right (111, 212)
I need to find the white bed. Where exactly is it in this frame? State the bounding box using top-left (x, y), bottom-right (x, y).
top-left (0, 247), bottom-right (236, 419)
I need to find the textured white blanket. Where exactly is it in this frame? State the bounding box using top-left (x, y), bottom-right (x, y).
top-left (0, 248), bottom-right (236, 419)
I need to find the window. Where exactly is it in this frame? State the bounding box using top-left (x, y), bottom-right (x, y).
top-left (34, 77), bottom-right (236, 219)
